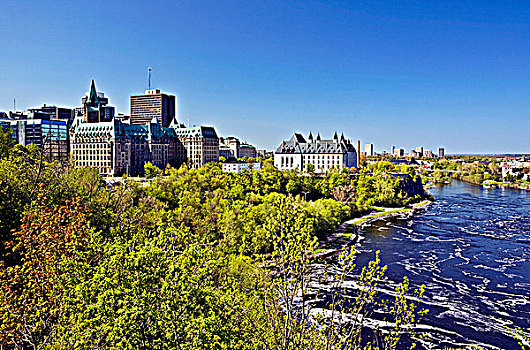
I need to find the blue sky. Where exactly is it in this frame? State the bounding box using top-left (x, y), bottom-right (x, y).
top-left (1, 0), bottom-right (529, 153)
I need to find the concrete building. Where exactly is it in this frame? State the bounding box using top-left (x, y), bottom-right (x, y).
top-left (219, 136), bottom-right (240, 159)
top-left (274, 132), bottom-right (357, 173)
top-left (222, 160), bottom-right (261, 173)
top-left (219, 136), bottom-right (257, 159)
top-left (28, 104), bottom-right (74, 126)
top-left (239, 143), bottom-right (257, 158)
top-left (501, 160), bottom-right (530, 181)
top-left (438, 148), bottom-right (445, 158)
top-left (130, 89), bottom-right (176, 127)
top-left (364, 143), bottom-right (374, 156)
top-left (356, 140), bottom-right (361, 167)
top-left (393, 148), bottom-right (405, 157)
top-left (173, 125), bottom-right (219, 169)
top-left (424, 150), bottom-right (434, 158)
top-left (415, 146), bottom-right (424, 158)
top-left (257, 149), bottom-right (272, 158)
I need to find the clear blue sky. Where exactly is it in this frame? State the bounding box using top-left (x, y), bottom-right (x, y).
top-left (1, 0), bottom-right (529, 154)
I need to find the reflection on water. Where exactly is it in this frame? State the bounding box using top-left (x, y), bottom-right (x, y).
top-left (329, 181), bottom-right (530, 349)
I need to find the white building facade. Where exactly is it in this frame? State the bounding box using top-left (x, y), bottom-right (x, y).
top-left (274, 132), bottom-right (358, 173)
top-left (222, 161), bottom-right (262, 173)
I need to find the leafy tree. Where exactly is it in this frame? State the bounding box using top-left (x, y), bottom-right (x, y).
top-left (144, 161), bottom-right (161, 179)
top-left (0, 189), bottom-right (94, 348)
top-left (0, 127), bottom-right (14, 159)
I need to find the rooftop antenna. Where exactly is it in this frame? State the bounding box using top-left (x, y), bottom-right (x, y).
top-left (148, 65), bottom-right (152, 90)
top-left (187, 114), bottom-right (190, 128)
top-left (13, 98), bottom-right (16, 112)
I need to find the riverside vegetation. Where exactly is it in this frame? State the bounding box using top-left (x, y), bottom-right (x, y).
top-left (1, 127), bottom-right (521, 349)
top-left (434, 157), bottom-right (530, 189)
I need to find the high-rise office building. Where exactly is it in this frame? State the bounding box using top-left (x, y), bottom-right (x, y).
top-left (130, 89), bottom-right (176, 127)
top-left (364, 143), bottom-right (374, 156)
top-left (438, 148), bottom-right (445, 158)
top-left (393, 148), bottom-right (405, 157)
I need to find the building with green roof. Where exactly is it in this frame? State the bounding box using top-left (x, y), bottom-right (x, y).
top-left (70, 81), bottom-right (183, 176)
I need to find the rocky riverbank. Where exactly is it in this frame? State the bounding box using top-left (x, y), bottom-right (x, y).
top-left (309, 199), bottom-right (433, 260)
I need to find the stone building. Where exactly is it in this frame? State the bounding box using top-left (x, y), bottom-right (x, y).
top-left (274, 132), bottom-right (358, 173)
top-left (173, 124), bottom-right (219, 169)
top-left (239, 143), bottom-right (257, 158)
top-left (70, 81), bottom-right (180, 176)
top-left (218, 136), bottom-right (257, 159)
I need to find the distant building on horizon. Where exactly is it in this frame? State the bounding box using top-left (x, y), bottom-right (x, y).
top-left (28, 104), bottom-right (74, 127)
top-left (364, 143), bottom-right (374, 156)
top-left (393, 148), bottom-right (405, 157)
top-left (274, 131), bottom-right (358, 173)
top-left (439, 147), bottom-right (445, 158)
top-left (219, 136), bottom-right (240, 159)
top-left (130, 89), bottom-right (176, 128)
top-left (219, 136), bottom-right (257, 159)
top-left (239, 143), bottom-right (257, 158)
top-left (222, 160), bottom-right (261, 173)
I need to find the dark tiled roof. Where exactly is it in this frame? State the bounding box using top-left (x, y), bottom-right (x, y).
top-left (276, 133), bottom-right (356, 154)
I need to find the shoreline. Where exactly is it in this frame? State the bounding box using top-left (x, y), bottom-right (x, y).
top-left (449, 176), bottom-right (530, 191)
top-left (309, 199), bottom-right (433, 260)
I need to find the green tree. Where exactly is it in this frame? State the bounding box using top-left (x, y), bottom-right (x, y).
top-left (0, 127), bottom-right (14, 159)
top-left (144, 161), bottom-right (161, 179)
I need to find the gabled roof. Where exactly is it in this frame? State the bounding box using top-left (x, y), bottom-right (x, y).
top-left (173, 125), bottom-right (218, 138)
top-left (289, 133), bottom-right (307, 144)
top-left (275, 132), bottom-right (356, 154)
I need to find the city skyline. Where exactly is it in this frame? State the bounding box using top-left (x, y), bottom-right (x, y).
top-left (2, 1), bottom-right (530, 153)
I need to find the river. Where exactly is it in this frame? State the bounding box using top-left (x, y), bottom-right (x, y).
top-left (323, 180), bottom-right (530, 349)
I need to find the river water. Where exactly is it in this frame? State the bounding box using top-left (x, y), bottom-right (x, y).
top-left (327, 181), bottom-right (530, 349)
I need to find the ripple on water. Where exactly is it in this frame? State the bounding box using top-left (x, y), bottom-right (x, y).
top-left (323, 181), bottom-right (530, 349)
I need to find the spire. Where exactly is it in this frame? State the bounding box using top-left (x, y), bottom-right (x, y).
top-left (333, 131), bottom-right (338, 142)
top-left (308, 131), bottom-right (313, 142)
top-left (340, 132), bottom-right (345, 141)
top-left (316, 133), bottom-right (321, 142)
top-left (88, 79), bottom-right (99, 105)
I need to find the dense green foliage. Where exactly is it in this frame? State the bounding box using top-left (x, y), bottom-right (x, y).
top-left (435, 157), bottom-right (530, 188)
top-left (0, 129), bottom-right (432, 349)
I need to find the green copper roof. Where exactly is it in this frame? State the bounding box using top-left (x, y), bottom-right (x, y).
top-left (88, 79), bottom-right (99, 106)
